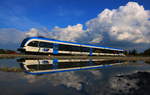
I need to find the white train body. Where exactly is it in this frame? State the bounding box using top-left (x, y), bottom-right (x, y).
top-left (18, 37), bottom-right (125, 56)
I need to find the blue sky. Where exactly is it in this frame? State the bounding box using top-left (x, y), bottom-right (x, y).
top-left (0, 0), bottom-right (149, 30)
top-left (0, 0), bottom-right (150, 51)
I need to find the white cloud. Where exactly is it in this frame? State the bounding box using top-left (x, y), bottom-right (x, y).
top-left (25, 28), bottom-right (39, 37)
top-left (25, 24), bottom-right (86, 42)
top-left (25, 28), bottom-right (51, 38)
top-left (0, 28), bottom-right (24, 44)
top-left (21, 2), bottom-right (150, 45)
top-left (49, 24), bottom-right (86, 42)
top-left (86, 2), bottom-right (150, 44)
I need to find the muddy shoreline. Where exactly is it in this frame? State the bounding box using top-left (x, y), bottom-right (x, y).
top-left (108, 71), bottom-right (150, 95)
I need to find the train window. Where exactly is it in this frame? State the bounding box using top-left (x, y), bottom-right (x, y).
top-left (92, 48), bottom-right (116, 53)
top-left (59, 44), bottom-right (72, 51)
top-left (93, 48), bottom-right (104, 53)
top-left (28, 41), bottom-right (39, 47)
top-left (59, 44), bottom-right (81, 52)
top-left (103, 49), bottom-right (113, 53)
top-left (80, 47), bottom-right (90, 52)
top-left (20, 38), bottom-right (30, 47)
top-left (120, 51), bottom-right (123, 53)
top-left (114, 50), bottom-right (122, 54)
top-left (117, 51), bottom-right (123, 54)
top-left (71, 45), bottom-right (81, 51)
top-left (39, 42), bottom-right (53, 48)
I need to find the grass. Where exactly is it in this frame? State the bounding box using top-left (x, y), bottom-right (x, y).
top-left (0, 67), bottom-right (23, 72)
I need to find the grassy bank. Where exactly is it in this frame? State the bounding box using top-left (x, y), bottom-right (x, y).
top-left (0, 54), bottom-right (150, 61)
top-left (0, 67), bottom-right (23, 72)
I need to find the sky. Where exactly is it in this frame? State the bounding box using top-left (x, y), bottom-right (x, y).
top-left (0, 0), bottom-right (150, 52)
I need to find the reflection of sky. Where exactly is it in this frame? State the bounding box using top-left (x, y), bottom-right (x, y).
top-left (23, 71), bottom-right (102, 91)
top-left (0, 59), bottom-right (150, 95)
top-left (23, 61), bottom-right (150, 95)
top-left (0, 59), bottom-right (20, 68)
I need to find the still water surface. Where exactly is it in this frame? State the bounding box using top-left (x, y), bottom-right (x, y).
top-left (0, 58), bottom-right (150, 95)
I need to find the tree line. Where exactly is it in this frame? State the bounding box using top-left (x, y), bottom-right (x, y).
top-left (124, 48), bottom-right (150, 56)
top-left (0, 49), bottom-right (17, 54)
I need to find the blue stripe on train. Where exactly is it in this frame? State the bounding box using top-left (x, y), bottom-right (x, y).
top-left (25, 64), bottom-right (113, 75)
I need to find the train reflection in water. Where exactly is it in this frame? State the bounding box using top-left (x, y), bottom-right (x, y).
top-left (18, 58), bottom-right (125, 75)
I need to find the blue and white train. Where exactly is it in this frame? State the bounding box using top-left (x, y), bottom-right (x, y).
top-left (18, 37), bottom-right (125, 56)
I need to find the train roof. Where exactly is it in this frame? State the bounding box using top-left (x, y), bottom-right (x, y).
top-left (26, 37), bottom-right (124, 51)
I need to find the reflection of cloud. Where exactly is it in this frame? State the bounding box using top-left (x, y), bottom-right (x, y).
top-left (109, 76), bottom-right (138, 93)
top-left (89, 70), bottom-right (102, 79)
top-left (108, 71), bottom-right (150, 94)
top-left (23, 72), bottom-right (84, 90)
top-left (49, 72), bottom-right (83, 90)
top-left (24, 75), bottom-right (38, 83)
top-left (24, 70), bottom-right (102, 91)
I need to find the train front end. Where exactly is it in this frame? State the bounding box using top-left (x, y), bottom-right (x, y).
top-left (17, 38), bottom-right (30, 53)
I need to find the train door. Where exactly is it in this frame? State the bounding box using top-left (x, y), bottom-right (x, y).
top-left (89, 48), bottom-right (93, 56)
top-left (53, 43), bottom-right (59, 54)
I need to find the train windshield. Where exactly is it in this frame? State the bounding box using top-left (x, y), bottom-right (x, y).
top-left (20, 38), bottom-right (30, 47)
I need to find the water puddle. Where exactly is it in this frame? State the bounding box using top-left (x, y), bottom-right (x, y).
top-left (0, 58), bottom-right (150, 95)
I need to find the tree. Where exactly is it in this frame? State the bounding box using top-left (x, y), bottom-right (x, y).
top-left (143, 48), bottom-right (150, 56)
top-left (128, 49), bottom-right (138, 56)
top-left (132, 49), bottom-right (138, 56)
